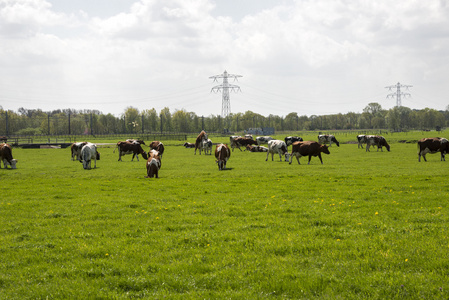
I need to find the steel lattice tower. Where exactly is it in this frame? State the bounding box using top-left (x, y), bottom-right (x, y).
top-left (209, 70), bottom-right (242, 118)
top-left (385, 82), bottom-right (412, 107)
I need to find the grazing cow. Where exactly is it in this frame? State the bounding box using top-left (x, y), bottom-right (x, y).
top-left (318, 134), bottom-right (340, 147)
top-left (80, 143), bottom-right (100, 169)
top-left (195, 130), bottom-right (208, 155)
top-left (256, 136), bottom-right (273, 146)
top-left (202, 139), bottom-right (213, 155)
top-left (116, 141), bottom-right (148, 161)
top-left (246, 145), bottom-right (269, 152)
top-left (71, 142), bottom-right (87, 161)
top-left (417, 137), bottom-right (449, 162)
top-left (232, 137), bottom-right (257, 151)
top-left (149, 141), bottom-right (165, 158)
top-left (289, 141), bottom-right (330, 165)
top-left (366, 135), bottom-right (390, 152)
top-left (357, 135), bottom-right (367, 149)
top-left (215, 143), bottom-right (231, 170)
top-left (229, 135), bottom-right (241, 152)
top-left (284, 136), bottom-right (303, 146)
top-left (0, 143), bottom-right (17, 169)
top-left (183, 142), bottom-right (195, 148)
top-left (145, 150), bottom-right (161, 178)
top-left (266, 140), bottom-right (290, 162)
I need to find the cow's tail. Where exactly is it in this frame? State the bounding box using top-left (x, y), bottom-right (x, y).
top-left (113, 144), bottom-right (118, 153)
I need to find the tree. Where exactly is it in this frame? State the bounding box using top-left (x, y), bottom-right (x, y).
top-left (123, 107), bottom-right (140, 134)
top-left (160, 107), bottom-right (172, 132)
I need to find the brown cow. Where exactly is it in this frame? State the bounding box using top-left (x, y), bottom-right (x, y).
top-left (145, 150), bottom-right (161, 178)
top-left (289, 141), bottom-right (330, 165)
top-left (366, 135), bottom-right (390, 152)
top-left (195, 130), bottom-right (207, 155)
top-left (215, 143), bottom-right (230, 170)
top-left (116, 141), bottom-right (148, 161)
top-left (0, 143), bottom-right (17, 169)
top-left (231, 137), bottom-right (257, 151)
top-left (71, 142), bottom-right (87, 161)
top-left (418, 137), bottom-right (449, 162)
top-left (149, 141), bottom-right (165, 158)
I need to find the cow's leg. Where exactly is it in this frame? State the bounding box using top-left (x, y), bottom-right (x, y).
top-left (366, 145), bottom-right (370, 152)
top-left (318, 153), bottom-right (324, 164)
top-left (308, 155), bottom-right (312, 164)
top-left (265, 152), bottom-right (269, 161)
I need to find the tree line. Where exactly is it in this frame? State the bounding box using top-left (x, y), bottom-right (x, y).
top-left (0, 103), bottom-right (448, 136)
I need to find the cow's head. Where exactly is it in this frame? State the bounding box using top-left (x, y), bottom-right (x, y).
top-left (385, 143), bottom-right (391, 152)
top-left (284, 153), bottom-right (290, 162)
top-left (4, 158), bottom-right (17, 169)
top-left (142, 151), bottom-right (148, 160)
top-left (96, 151), bottom-right (100, 160)
top-left (321, 145), bottom-right (331, 154)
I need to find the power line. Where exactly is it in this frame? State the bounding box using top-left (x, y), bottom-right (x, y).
top-left (385, 82), bottom-right (412, 107)
top-left (209, 70), bottom-right (242, 118)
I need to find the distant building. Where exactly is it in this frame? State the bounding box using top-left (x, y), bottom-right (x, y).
top-left (246, 127), bottom-right (275, 135)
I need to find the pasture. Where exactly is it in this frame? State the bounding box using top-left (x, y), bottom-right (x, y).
top-left (1, 131), bottom-right (449, 299)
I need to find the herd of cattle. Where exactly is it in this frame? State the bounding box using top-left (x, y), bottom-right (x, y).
top-left (1, 133), bottom-right (449, 175)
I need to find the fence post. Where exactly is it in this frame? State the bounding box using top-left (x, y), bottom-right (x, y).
top-left (5, 111), bottom-right (9, 136)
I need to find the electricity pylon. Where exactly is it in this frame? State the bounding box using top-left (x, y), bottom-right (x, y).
top-left (209, 70), bottom-right (242, 118)
top-left (385, 82), bottom-right (412, 107)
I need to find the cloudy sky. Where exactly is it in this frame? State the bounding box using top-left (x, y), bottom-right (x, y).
top-left (1, 0), bottom-right (449, 117)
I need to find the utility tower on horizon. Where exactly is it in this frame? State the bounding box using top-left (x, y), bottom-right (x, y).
top-left (209, 70), bottom-right (242, 118)
top-left (385, 82), bottom-right (412, 107)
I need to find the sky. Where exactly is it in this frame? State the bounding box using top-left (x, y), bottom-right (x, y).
top-left (1, 0), bottom-right (449, 118)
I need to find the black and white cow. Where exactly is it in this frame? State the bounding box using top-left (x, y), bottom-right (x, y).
top-left (318, 134), bottom-right (340, 147)
top-left (80, 143), bottom-right (100, 169)
top-left (357, 135), bottom-right (367, 149)
top-left (284, 136), bottom-right (303, 146)
top-left (256, 136), bottom-right (273, 146)
top-left (71, 142), bottom-right (87, 161)
top-left (417, 137), bottom-right (449, 162)
top-left (366, 135), bottom-right (390, 152)
top-left (266, 140), bottom-right (290, 162)
top-left (202, 139), bottom-right (213, 155)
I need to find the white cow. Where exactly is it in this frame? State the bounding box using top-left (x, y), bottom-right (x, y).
top-left (202, 139), bottom-right (213, 155)
top-left (266, 140), bottom-right (290, 162)
top-left (80, 143), bottom-right (100, 169)
top-left (256, 136), bottom-right (273, 146)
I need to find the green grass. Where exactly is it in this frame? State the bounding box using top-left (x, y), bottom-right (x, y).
top-left (1, 132), bottom-right (449, 299)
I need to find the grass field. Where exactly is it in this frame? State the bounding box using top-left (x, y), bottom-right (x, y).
top-left (1, 131), bottom-right (449, 299)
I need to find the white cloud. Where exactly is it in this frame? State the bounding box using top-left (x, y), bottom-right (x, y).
top-left (1, 0), bottom-right (449, 116)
